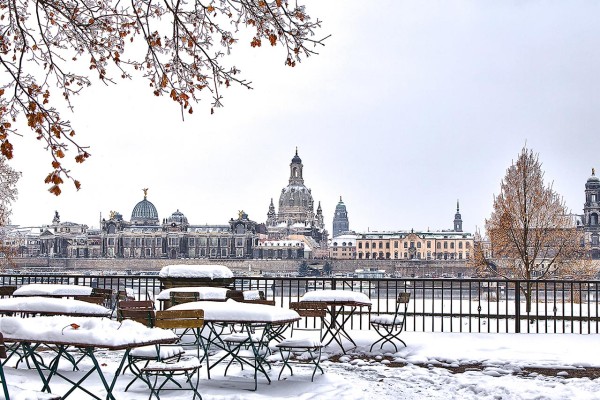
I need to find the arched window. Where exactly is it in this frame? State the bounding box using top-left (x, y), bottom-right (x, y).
top-left (591, 213), bottom-right (599, 226)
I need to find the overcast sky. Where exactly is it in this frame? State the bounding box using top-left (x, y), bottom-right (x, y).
top-left (7, 1), bottom-right (600, 235)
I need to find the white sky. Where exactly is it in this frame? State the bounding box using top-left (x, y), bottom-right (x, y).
top-left (7, 1), bottom-right (600, 234)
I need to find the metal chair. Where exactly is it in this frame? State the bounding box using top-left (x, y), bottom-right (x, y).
top-left (369, 292), bottom-right (411, 352)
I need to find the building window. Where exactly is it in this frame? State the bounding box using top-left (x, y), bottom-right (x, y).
top-left (394, 241), bottom-right (398, 248)
top-left (156, 238), bottom-right (162, 246)
top-left (444, 242), bottom-right (448, 249)
top-left (379, 242), bottom-right (383, 249)
top-left (417, 242), bottom-right (421, 248)
top-left (386, 242), bottom-right (390, 249)
top-left (365, 242), bottom-right (369, 249)
top-left (459, 242), bottom-right (463, 249)
top-left (358, 242), bottom-right (363, 249)
top-left (404, 242), bottom-right (408, 249)
top-left (189, 238), bottom-right (195, 246)
top-left (450, 242), bottom-right (454, 249)
top-left (427, 241), bottom-right (431, 248)
top-left (593, 235), bottom-right (599, 246)
top-left (437, 242), bottom-right (441, 249)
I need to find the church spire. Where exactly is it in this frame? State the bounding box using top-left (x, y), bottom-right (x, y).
top-left (454, 200), bottom-right (463, 232)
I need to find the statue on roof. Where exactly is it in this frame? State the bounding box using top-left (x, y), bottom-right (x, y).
top-left (143, 188), bottom-right (148, 199)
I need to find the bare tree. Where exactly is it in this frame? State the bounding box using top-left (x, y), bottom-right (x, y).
top-left (0, 156), bottom-right (20, 264)
top-left (0, 0), bottom-right (326, 194)
top-left (474, 147), bottom-right (588, 313)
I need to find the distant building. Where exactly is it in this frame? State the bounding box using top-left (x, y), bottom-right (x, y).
top-left (329, 234), bottom-right (356, 260)
top-left (580, 169), bottom-right (600, 259)
top-left (332, 197), bottom-right (350, 237)
top-left (100, 191), bottom-right (259, 259)
top-left (265, 149), bottom-right (328, 248)
top-left (355, 205), bottom-right (472, 260)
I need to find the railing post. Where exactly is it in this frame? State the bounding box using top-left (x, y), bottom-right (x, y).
top-left (514, 280), bottom-right (521, 333)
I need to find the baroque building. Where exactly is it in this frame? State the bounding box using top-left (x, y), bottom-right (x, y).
top-left (100, 191), bottom-right (259, 259)
top-left (265, 149), bottom-right (328, 248)
top-left (355, 204), bottom-right (472, 260)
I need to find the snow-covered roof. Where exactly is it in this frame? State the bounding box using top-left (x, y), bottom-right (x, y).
top-left (158, 264), bottom-right (233, 279)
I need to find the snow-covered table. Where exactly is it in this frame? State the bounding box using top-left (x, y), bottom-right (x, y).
top-left (155, 286), bottom-right (229, 308)
top-left (0, 297), bottom-right (111, 317)
top-left (171, 299), bottom-right (300, 390)
top-left (13, 284), bottom-right (93, 298)
top-left (0, 316), bottom-right (177, 400)
top-left (300, 290), bottom-right (372, 354)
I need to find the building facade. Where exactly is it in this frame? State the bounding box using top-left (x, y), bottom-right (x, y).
top-left (355, 204), bottom-right (471, 260)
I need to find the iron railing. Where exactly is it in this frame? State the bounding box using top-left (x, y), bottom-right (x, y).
top-left (0, 274), bottom-right (598, 334)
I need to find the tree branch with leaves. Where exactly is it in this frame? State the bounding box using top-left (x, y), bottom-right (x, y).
top-left (0, 0), bottom-right (326, 194)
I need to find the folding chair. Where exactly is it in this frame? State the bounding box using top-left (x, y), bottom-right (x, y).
top-left (117, 300), bottom-right (182, 391)
top-left (0, 286), bottom-right (16, 299)
top-left (73, 295), bottom-right (105, 305)
top-left (91, 287), bottom-right (114, 308)
top-left (141, 309), bottom-right (205, 399)
top-left (289, 301), bottom-right (327, 338)
top-left (369, 292), bottom-right (411, 352)
top-left (169, 291), bottom-right (199, 308)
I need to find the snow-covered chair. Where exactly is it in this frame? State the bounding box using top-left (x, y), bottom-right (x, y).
top-left (141, 309), bottom-right (205, 399)
top-left (275, 337), bottom-right (324, 382)
top-left (369, 292), bottom-right (411, 352)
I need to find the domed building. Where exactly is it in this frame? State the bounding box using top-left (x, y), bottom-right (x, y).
top-left (265, 149), bottom-right (327, 252)
top-left (131, 190), bottom-right (159, 226)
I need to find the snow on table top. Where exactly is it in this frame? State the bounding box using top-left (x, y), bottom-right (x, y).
top-left (13, 284), bottom-right (93, 297)
top-left (156, 286), bottom-right (229, 301)
top-left (170, 299), bottom-right (300, 323)
top-left (0, 316), bottom-right (177, 348)
top-left (0, 297), bottom-right (110, 316)
top-left (300, 290), bottom-right (372, 304)
top-left (158, 264), bottom-right (233, 279)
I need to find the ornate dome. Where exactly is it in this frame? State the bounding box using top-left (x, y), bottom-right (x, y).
top-left (167, 209), bottom-right (188, 225)
top-left (131, 197), bottom-right (159, 225)
top-left (279, 184), bottom-right (314, 210)
top-left (586, 168), bottom-right (600, 189)
top-left (291, 148), bottom-right (302, 164)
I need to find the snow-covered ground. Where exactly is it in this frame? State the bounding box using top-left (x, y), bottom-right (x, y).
top-left (4, 328), bottom-right (600, 400)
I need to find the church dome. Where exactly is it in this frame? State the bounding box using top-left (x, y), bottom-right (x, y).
top-left (291, 149), bottom-right (302, 164)
top-left (586, 169), bottom-right (600, 189)
top-left (167, 209), bottom-right (188, 225)
top-left (279, 184), bottom-right (314, 210)
top-left (131, 197), bottom-right (159, 225)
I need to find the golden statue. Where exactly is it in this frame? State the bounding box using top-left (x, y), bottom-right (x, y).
top-left (238, 210), bottom-right (244, 219)
top-left (109, 210), bottom-right (117, 220)
top-left (593, 168), bottom-right (596, 176)
top-left (143, 188), bottom-right (148, 198)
